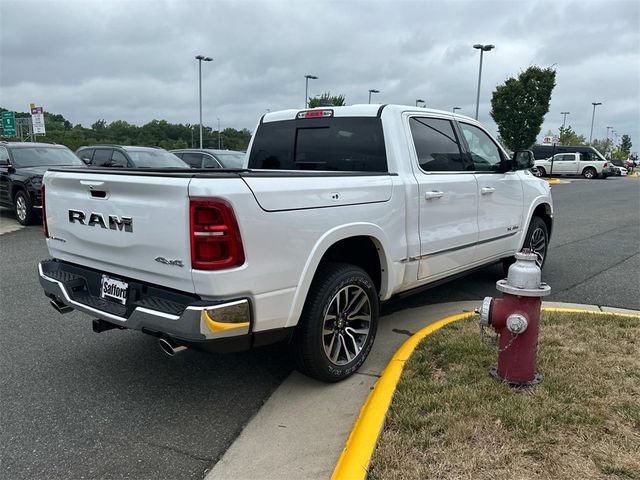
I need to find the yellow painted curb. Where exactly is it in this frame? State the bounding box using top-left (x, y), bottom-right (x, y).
top-left (331, 307), bottom-right (640, 480)
top-left (545, 178), bottom-right (562, 184)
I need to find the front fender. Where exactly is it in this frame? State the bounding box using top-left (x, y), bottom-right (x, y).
top-left (285, 223), bottom-right (395, 328)
top-left (518, 194), bottom-right (554, 250)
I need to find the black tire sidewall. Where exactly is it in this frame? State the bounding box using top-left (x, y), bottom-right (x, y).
top-left (583, 168), bottom-right (596, 179)
top-left (294, 263), bottom-right (379, 382)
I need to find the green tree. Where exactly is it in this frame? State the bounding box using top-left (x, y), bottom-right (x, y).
top-left (490, 66), bottom-right (556, 150)
top-left (308, 92), bottom-right (346, 108)
top-left (590, 138), bottom-right (613, 157)
top-left (611, 135), bottom-right (632, 160)
top-left (558, 125), bottom-right (587, 146)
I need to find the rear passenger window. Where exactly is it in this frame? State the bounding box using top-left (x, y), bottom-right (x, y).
top-left (182, 153), bottom-right (203, 168)
top-left (410, 117), bottom-right (467, 172)
top-left (203, 155), bottom-right (220, 168)
top-left (111, 150), bottom-right (129, 167)
top-left (248, 117), bottom-right (387, 172)
top-left (92, 149), bottom-right (112, 166)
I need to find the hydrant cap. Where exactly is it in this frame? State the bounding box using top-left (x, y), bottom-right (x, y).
top-left (514, 251), bottom-right (538, 262)
top-left (496, 250), bottom-right (552, 297)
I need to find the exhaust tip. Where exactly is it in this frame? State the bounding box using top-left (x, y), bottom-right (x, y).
top-left (50, 298), bottom-right (73, 314)
top-left (159, 338), bottom-right (187, 356)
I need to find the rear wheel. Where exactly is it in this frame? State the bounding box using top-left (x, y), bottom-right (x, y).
top-left (293, 262), bottom-right (378, 382)
top-left (14, 191), bottom-right (36, 226)
top-left (534, 167), bottom-right (546, 177)
top-left (583, 167), bottom-right (597, 179)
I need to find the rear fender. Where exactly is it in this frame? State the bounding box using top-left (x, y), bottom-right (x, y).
top-left (285, 223), bottom-right (393, 328)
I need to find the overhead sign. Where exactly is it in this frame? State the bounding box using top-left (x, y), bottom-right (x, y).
top-left (2, 111), bottom-right (16, 136)
top-left (30, 105), bottom-right (46, 135)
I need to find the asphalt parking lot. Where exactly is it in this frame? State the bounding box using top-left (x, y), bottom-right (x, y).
top-left (1, 176), bottom-right (639, 479)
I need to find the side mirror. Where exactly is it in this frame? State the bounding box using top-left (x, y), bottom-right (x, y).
top-left (81, 157), bottom-right (92, 165)
top-left (512, 150), bottom-right (534, 170)
top-left (0, 159), bottom-right (9, 167)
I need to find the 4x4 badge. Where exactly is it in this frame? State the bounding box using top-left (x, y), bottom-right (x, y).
top-left (155, 257), bottom-right (184, 268)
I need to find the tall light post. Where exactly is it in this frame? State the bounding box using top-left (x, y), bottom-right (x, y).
top-left (415, 99), bottom-right (425, 107)
top-left (195, 55), bottom-right (213, 149)
top-left (304, 75), bottom-right (318, 108)
top-left (473, 44), bottom-right (495, 120)
top-left (453, 106), bottom-right (461, 114)
top-left (368, 89), bottom-right (380, 104)
top-left (561, 111), bottom-right (570, 129)
top-left (589, 102), bottom-right (602, 144)
top-left (217, 118), bottom-right (221, 149)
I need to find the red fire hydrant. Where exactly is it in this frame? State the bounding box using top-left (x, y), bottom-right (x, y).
top-left (477, 251), bottom-right (551, 387)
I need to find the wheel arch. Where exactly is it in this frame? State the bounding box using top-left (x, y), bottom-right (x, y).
top-left (285, 224), bottom-right (393, 328)
top-left (519, 200), bottom-right (553, 250)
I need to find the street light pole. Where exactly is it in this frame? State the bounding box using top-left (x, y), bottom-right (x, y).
top-left (453, 107), bottom-right (461, 114)
top-left (589, 102), bottom-right (602, 144)
top-left (561, 111), bottom-right (570, 129)
top-left (195, 55), bottom-right (213, 149)
top-left (473, 44), bottom-right (495, 120)
top-left (217, 117), bottom-right (221, 149)
top-left (415, 99), bottom-right (425, 107)
top-left (368, 89), bottom-right (380, 104)
top-left (304, 75), bottom-right (318, 108)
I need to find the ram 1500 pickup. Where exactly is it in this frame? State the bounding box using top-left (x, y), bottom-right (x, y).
top-left (39, 105), bottom-right (553, 382)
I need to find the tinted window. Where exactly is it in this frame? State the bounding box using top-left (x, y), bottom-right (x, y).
top-left (182, 152), bottom-right (203, 168)
top-left (111, 150), bottom-right (129, 166)
top-left (10, 147), bottom-right (84, 167)
top-left (0, 146), bottom-right (9, 162)
top-left (559, 154), bottom-right (575, 161)
top-left (203, 155), bottom-right (220, 168)
top-left (409, 117), bottom-right (466, 172)
top-left (78, 148), bottom-right (94, 161)
top-left (248, 117), bottom-right (387, 172)
top-left (459, 123), bottom-right (503, 172)
top-left (92, 149), bottom-right (112, 166)
top-left (214, 152), bottom-right (244, 168)
top-left (126, 150), bottom-right (188, 168)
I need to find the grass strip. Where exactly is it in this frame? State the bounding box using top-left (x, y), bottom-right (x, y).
top-left (370, 312), bottom-right (640, 480)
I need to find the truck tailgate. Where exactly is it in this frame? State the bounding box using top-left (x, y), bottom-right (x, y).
top-left (44, 170), bottom-right (194, 292)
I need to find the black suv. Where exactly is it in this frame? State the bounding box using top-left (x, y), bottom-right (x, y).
top-left (0, 142), bottom-right (85, 225)
top-left (76, 145), bottom-right (188, 168)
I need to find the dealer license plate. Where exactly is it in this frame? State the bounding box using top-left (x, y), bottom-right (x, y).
top-left (100, 275), bottom-right (129, 305)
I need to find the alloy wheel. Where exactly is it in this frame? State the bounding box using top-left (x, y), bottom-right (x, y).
top-left (530, 227), bottom-right (547, 267)
top-left (16, 196), bottom-right (27, 222)
top-left (322, 285), bottom-right (371, 366)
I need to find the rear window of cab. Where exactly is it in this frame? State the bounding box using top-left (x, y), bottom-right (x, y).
top-left (248, 117), bottom-right (387, 172)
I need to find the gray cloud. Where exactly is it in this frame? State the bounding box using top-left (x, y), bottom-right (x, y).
top-left (1, 0), bottom-right (638, 149)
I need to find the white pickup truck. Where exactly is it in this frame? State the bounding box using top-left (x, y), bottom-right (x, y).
top-left (534, 152), bottom-right (611, 179)
top-left (39, 105), bottom-right (553, 382)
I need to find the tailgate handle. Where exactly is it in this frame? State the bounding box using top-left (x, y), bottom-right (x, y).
top-left (80, 180), bottom-right (105, 187)
top-left (90, 190), bottom-right (107, 199)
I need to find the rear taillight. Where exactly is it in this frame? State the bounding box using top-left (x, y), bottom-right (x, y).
top-left (190, 198), bottom-right (245, 270)
top-left (41, 185), bottom-right (48, 238)
top-left (603, 162), bottom-right (608, 168)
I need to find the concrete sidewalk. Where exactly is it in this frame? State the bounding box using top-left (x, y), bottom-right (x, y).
top-left (205, 301), bottom-right (639, 480)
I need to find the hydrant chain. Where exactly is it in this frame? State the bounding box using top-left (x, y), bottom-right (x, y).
top-left (479, 324), bottom-right (519, 353)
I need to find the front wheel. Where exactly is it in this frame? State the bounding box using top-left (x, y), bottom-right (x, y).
top-left (503, 216), bottom-right (549, 274)
top-left (534, 167), bottom-right (546, 178)
top-left (583, 167), bottom-right (597, 179)
top-left (293, 262), bottom-right (378, 382)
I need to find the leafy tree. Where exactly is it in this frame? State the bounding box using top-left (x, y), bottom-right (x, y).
top-left (590, 138), bottom-right (613, 157)
top-left (611, 135), bottom-right (632, 160)
top-left (308, 92), bottom-right (346, 108)
top-left (490, 66), bottom-right (556, 150)
top-left (558, 125), bottom-right (587, 146)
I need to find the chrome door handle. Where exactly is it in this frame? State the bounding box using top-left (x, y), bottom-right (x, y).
top-left (481, 187), bottom-right (496, 195)
top-left (424, 190), bottom-right (444, 200)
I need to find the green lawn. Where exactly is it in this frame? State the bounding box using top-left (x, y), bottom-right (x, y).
top-left (370, 312), bottom-right (640, 480)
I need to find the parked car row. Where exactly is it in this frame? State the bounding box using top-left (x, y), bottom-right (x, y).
top-left (0, 140), bottom-right (246, 225)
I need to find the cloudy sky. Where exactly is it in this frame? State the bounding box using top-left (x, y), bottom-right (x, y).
top-left (1, 0), bottom-right (639, 147)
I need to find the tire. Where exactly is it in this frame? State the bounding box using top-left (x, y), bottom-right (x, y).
top-left (502, 216), bottom-right (549, 275)
top-left (534, 167), bottom-right (546, 178)
top-left (293, 262), bottom-right (379, 382)
top-left (583, 167), bottom-right (597, 179)
top-left (14, 190), bottom-right (36, 226)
